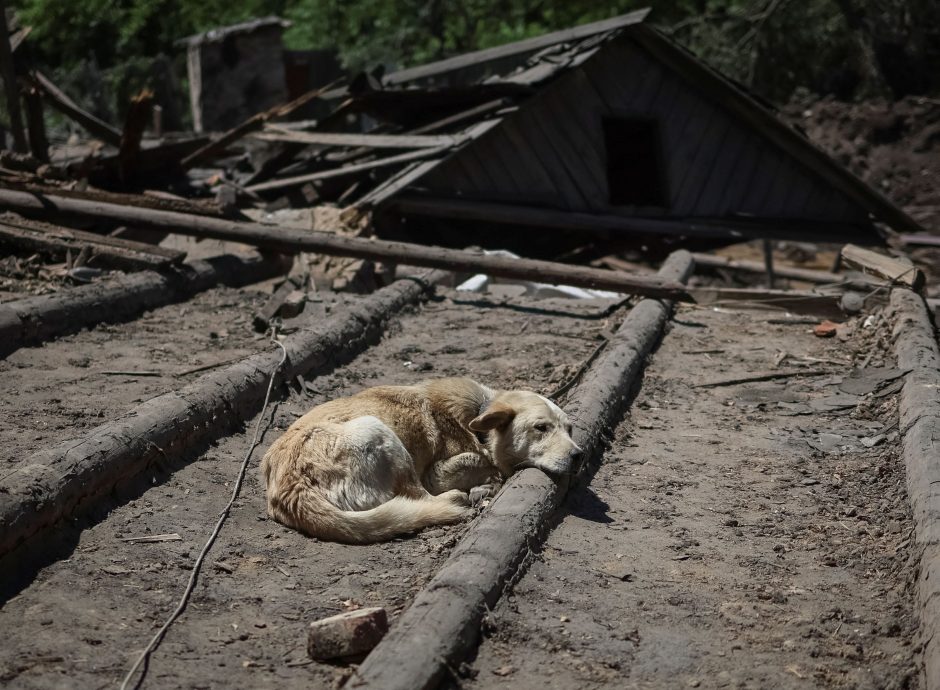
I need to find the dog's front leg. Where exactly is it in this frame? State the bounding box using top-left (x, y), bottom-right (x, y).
top-left (424, 453), bottom-right (500, 495)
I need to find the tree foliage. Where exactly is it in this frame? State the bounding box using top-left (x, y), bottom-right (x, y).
top-left (9, 0), bottom-right (940, 118)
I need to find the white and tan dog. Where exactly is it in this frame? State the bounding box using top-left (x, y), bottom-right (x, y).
top-left (261, 378), bottom-right (580, 543)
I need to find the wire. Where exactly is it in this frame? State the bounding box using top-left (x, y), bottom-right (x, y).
top-left (118, 332), bottom-right (289, 690)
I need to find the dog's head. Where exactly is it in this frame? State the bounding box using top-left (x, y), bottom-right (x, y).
top-left (469, 391), bottom-right (581, 477)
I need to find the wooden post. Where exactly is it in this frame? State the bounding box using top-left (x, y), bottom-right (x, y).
top-left (762, 239), bottom-right (775, 289)
top-left (0, 0), bottom-right (26, 152)
top-left (21, 82), bottom-right (48, 162)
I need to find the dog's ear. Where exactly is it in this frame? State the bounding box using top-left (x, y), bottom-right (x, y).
top-left (469, 402), bottom-right (515, 432)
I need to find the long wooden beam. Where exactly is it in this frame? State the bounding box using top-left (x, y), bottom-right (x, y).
top-left (691, 252), bottom-right (846, 284)
top-left (0, 188), bottom-right (692, 301)
top-left (32, 71), bottom-right (122, 146)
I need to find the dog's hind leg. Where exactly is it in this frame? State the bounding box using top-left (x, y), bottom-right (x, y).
top-left (424, 452), bottom-right (501, 495)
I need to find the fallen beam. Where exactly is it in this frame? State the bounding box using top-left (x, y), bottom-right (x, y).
top-left (351, 250), bottom-right (694, 690)
top-left (892, 289), bottom-right (940, 688)
top-left (0, 213), bottom-right (185, 270)
top-left (0, 253), bottom-right (288, 358)
top-left (254, 129), bottom-right (460, 149)
top-left (389, 195), bottom-right (879, 244)
top-left (0, 189), bottom-right (691, 301)
top-left (31, 71), bottom-right (122, 147)
top-left (691, 252), bottom-right (847, 285)
top-left (0, 271), bottom-right (446, 558)
top-left (841, 244), bottom-right (925, 291)
top-left (687, 286), bottom-right (877, 319)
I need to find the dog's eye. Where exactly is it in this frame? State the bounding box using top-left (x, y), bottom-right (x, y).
top-left (534, 423), bottom-right (551, 433)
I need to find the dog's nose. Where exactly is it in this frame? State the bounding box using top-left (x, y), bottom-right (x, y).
top-left (568, 448), bottom-right (583, 465)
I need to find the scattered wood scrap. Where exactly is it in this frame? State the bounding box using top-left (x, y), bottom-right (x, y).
top-left (691, 253), bottom-right (848, 285)
top-left (694, 369), bottom-right (833, 389)
top-left (31, 71), bottom-right (122, 146)
top-left (840, 244), bottom-right (925, 291)
top-left (0, 213), bottom-right (185, 270)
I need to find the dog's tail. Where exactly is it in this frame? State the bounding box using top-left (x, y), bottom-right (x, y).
top-left (267, 483), bottom-right (470, 544)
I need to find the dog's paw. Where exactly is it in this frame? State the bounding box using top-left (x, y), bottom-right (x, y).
top-left (469, 483), bottom-right (499, 506)
top-left (441, 488), bottom-right (472, 509)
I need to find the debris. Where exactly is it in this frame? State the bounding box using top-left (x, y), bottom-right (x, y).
top-left (121, 533), bottom-right (182, 543)
top-left (307, 607), bottom-right (389, 660)
top-left (694, 369), bottom-right (831, 389)
top-left (839, 367), bottom-right (909, 396)
top-left (813, 320), bottom-right (839, 337)
top-left (841, 244), bottom-right (925, 291)
top-left (492, 665), bottom-right (515, 677)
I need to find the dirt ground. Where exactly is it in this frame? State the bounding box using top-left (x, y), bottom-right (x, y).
top-left (0, 284), bottom-right (613, 689)
top-left (464, 304), bottom-right (918, 689)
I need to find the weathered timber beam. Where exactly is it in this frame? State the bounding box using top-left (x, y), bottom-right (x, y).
top-left (0, 213), bottom-right (185, 270)
top-left (352, 250), bottom-right (693, 690)
top-left (0, 271), bottom-right (445, 558)
top-left (254, 129), bottom-right (459, 149)
top-left (0, 253), bottom-right (289, 358)
top-left (892, 289), bottom-right (940, 689)
top-left (0, 189), bottom-right (692, 301)
top-left (389, 195), bottom-right (879, 244)
top-left (691, 253), bottom-right (848, 284)
top-left (686, 286), bottom-right (881, 319)
top-left (245, 146), bottom-right (449, 194)
top-left (31, 71), bottom-right (122, 146)
top-left (841, 243), bottom-right (925, 291)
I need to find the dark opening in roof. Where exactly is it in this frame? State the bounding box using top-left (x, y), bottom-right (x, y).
top-left (602, 117), bottom-right (668, 207)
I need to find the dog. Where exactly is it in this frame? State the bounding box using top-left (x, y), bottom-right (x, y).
top-left (261, 377), bottom-right (581, 543)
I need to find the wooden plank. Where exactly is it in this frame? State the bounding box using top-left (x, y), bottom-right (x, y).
top-left (497, 119), bottom-right (570, 209)
top-left (32, 71), bottom-right (121, 146)
top-left (383, 9), bottom-right (650, 86)
top-left (740, 146), bottom-right (784, 214)
top-left (22, 83), bottom-right (49, 163)
top-left (351, 158), bottom-right (447, 212)
top-left (690, 119), bottom-right (749, 216)
top-left (118, 89), bottom-right (153, 182)
top-left (466, 133), bottom-right (526, 197)
top-left (254, 129), bottom-right (459, 149)
top-left (717, 133), bottom-right (764, 212)
top-left (245, 146), bottom-right (451, 194)
top-left (841, 244), bottom-right (925, 290)
top-left (691, 253), bottom-right (849, 285)
top-left (626, 25), bottom-right (922, 235)
top-left (673, 110), bottom-right (730, 214)
top-left (498, 108), bottom-right (585, 210)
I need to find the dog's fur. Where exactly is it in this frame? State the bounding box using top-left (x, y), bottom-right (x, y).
top-left (261, 378), bottom-right (580, 543)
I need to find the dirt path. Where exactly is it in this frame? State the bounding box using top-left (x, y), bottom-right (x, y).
top-left (0, 289), bottom-right (616, 689)
top-left (465, 306), bottom-right (919, 689)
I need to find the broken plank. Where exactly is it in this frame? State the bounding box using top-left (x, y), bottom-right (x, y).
top-left (245, 146), bottom-right (450, 194)
top-left (0, 189), bottom-right (694, 301)
top-left (32, 71), bottom-right (122, 146)
top-left (687, 286), bottom-right (869, 319)
top-left (691, 253), bottom-right (850, 285)
top-left (0, 214), bottom-right (184, 270)
top-left (841, 244), bottom-right (925, 291)
top-left (254, 129), bottom-right (459, 149)
top-left (694, 369), bottom-right (832, 389)
top-left (118, 88), bottom-right (154, 181)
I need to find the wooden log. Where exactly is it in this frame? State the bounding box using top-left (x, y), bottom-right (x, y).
top-left (691, 252), bottom-right (848, 285)
top-left (0, 189), bottom-right (692, 301)
top-left (0, 253), bottom-right (288, 358)
top-left (841, 244), bottom-right (925, 291)
top-left (352, 251), bottom-right (694, 690)
top-left (0, 0), bottom-right (26, 152)
top-left (31, 71), bottom-right (122, 146)
top-left (0, 271), bottom-right (445, 558)
top-left (0, 213), bottom-right (185, 270)
top-left (891, 289), bottom-right (940, 689)
top-left (7, 181), bottom-right (227, 217)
